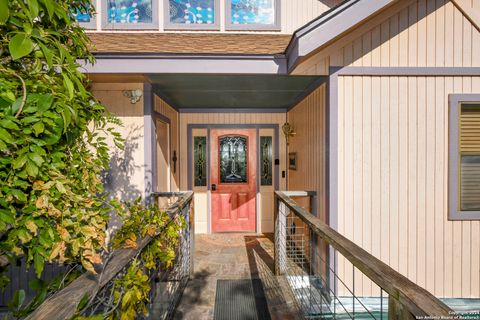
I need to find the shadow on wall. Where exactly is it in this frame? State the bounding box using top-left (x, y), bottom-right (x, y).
top-left (102, 124), bottom-right (144, 237)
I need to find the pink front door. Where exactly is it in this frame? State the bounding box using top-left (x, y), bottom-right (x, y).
top-left (210, 129), bottom-right (257, 232)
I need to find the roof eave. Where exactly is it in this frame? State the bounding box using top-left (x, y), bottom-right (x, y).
top-left (80, 53), bottom-right (288, 75)
top-left (285, 0), bottom-right (399, 73)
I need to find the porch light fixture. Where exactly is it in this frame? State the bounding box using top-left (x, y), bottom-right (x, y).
top-left (282, 122), bottom-right (296, 145)
top-left (122, 89), bottom-right (143, 104)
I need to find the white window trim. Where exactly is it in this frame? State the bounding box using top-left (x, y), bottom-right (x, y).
top-left (163, 0), bottom-right (220, 30)
top-left (448, 93), bottom-right (480, 220)
top-left (102, 0), bottom-right (159, 30)
top-left (225, 0), bottom-right (281, 31)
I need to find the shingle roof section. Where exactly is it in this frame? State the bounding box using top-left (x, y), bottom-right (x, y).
top-left (87, 33), bottom-right (292, 55)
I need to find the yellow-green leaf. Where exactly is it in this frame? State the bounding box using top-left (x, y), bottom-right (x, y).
top-left (0, 119), bottom-right (19, 130)
top-left (11, 189), bottom-right (27, 202)
top-left (18, 228), bottom-right (32, 243)
top-left (32, 121), bottom-right (44, 136)
top-left (12, 154), bottom-right (28, 169)
top-left (0, 0), bottom-right (9, 25)
top-left (27, 0), bottom-right (39, 20)
top-left (81, 259), bottom-right (96, 274)
top-left (62, 74), bottom-right (74, 100)
top-left (25, 220), bottom-right (38, 235)
top-left (0, 127), bottom-right (14, 144)
top-left (55, 181), bottom-right (66, 193)
top-left (9, 33), bottom-right (34, 60)
top-left (26, 160), bottom-right (39, 177)
top-left (0, 209), bottom-right (15, 224)
top-left (34, 253), bottom-right (44, 278)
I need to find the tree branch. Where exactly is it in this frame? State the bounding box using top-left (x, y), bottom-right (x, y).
top-left (0, 68), bottom-right (27, 118)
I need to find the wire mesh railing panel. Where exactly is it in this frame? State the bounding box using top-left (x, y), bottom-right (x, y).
top-left (275, 191), bottom-right (452, 319)
top-left (275, 193), bottom-right (388, 320)
top-left (150, 202), bottom-right (193, 319)
top-left (78, 192), bottom-right (194, 320)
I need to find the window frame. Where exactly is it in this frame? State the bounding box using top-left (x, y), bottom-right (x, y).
top-left (164, 0), bottom-right (220, 30)
top-left (225, 0), bottom-right (281, 31)
top-left (102, 0), bottom-right (159, 30)
top-left (448, 93), bottom-right (480, 220)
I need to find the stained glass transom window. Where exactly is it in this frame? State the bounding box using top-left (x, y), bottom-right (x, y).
top-left (219, 136), bottom-right (247, 184)
top-left (169, 0), bottom-right (216, 24)
top-left (73, 4), bottom-right (94, 23)
top-left (230, 0), bottom-right (276, 25)
top-left (260, 136), bottom-right (272, 186)
top-left (74, 11), bottom-right (92, 23)
top-left (107, 0), bottom-right (153, 24)
top-left (194, 137), bottom-right (207, 187)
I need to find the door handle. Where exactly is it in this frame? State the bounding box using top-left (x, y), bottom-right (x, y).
top-left (211, 184), bottom-right (216, 191)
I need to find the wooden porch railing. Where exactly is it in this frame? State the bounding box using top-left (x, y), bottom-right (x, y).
top-left (274, 191), bottom-right (452, 319)
top-left (25, 191), bottom-right (194, 320)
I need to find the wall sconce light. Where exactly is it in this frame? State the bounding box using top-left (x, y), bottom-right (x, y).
top-left (282, 122), bottom-right (296, 145)
top-left (122, 89), bottom-right (143, 104)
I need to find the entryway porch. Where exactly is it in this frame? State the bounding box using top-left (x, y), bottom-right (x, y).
top-left (173, 233), bottom-right (298, 319)
top-left (19, 191), bottom-right (454, 319)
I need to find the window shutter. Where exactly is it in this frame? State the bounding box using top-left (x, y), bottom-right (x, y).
top-left (460, 104), bottom-right (480, 153)
top-left (460, 156), bottom-right (480, 211)
top-left (460, 104), bottom-right (480, 211)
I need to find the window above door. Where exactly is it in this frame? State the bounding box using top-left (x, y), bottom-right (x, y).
top-left (102, 0), bottom-right (159, 29)
top-left (85, 0), bottom-right (282, 31)
top-left (226, 0), bottom-right (281, 31)
top-left (165, 0), bottom-right (220, 30)
top-left (74, 4), bottom-right (97, 29)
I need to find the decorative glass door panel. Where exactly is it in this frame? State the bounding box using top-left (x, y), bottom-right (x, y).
top-left (210, 129), bottom-right (256, 232)
top-left (219, 136), bottom-right (247, 183)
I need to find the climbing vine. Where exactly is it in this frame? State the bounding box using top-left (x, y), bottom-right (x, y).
top-left (0, 0), bottom-right (123, 280)
top-left (74, 200), bottom-right (185, 320)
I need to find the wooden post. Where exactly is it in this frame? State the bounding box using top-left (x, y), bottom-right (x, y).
top-left (388, 296), bottom-right (416, 320)
top-left (189, 199), bottom-right (195, 279)
top-left (276, 201), bottom-right (287, 275)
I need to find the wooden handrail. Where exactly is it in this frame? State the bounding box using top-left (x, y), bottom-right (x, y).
top-left (26, 191), bottom-right (194, 320)
top-left (275, 191), bottom-right (452, 317)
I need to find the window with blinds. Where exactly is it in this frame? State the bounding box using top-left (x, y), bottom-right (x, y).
top-left (459, 104), bottom-right (480, 211)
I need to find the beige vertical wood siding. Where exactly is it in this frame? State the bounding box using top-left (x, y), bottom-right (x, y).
top-left (294, 0), bottom-right (480, 73)
top-left (279, 0), bottom-right (343, 34)
top-left (287, 85), bottom-right (327, 222)
top-left (154, 96), bottom-right (180, 191)
top-left (179, 113), bottom-right (287, 234)
top-left (290, 0), bottom-right (480, 298)
top-left (91, 83), bottom-right (146, 201)
top-left (336, 75), bottom-right (480, 298)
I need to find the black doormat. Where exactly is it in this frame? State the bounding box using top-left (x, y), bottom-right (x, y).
top-left (214, 279), bottom-right (271, 320)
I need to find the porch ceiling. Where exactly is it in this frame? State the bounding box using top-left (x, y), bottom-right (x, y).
top-left (147, 74), bottom-right (326, 111)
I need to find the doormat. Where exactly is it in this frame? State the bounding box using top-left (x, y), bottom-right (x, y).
top-left (214, 279), bottom-right (271, 320)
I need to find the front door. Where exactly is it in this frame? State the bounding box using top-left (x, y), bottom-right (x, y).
top-left (210, 129), bottom-right (257, 232)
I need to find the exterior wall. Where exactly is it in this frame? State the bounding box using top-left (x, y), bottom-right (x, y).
top-left (91, 83), bottom-right (146, 201)
top-left (287, 85), bottom-right (327, 222)
top-left (87, 0), bottom-right (342, 34)
top-left (293, 0), bottom-right (480, 74)
top-left (291, 0), bottom-right (480, 299)
top-left (336, 75), bottom-right (480, 299)
top-left (179, 113), bottom-right (287, 234)
top-left (91, 83), bottom-right (146, 240)
top-left (154, 95), bottom-right (180, 191)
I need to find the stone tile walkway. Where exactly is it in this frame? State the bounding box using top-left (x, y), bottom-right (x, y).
top-left (173, 233), bottom-right (300, 320)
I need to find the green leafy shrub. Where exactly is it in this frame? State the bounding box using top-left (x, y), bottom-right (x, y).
top-left (74, 200), bottom-right (185, 320)
top-left (0, 0), bottom-right (123, 279)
